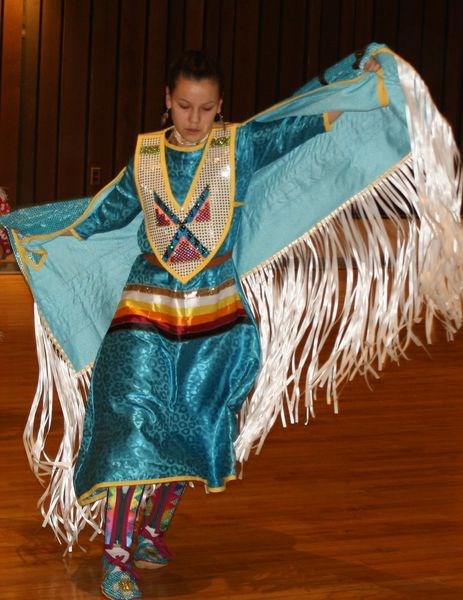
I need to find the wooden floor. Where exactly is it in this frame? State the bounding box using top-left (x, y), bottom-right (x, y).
top-left (1, 271), bottom-right (462, 599)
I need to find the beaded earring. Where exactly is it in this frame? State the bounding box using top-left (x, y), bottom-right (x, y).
top-left (160, 107), bottom-right (171, 128)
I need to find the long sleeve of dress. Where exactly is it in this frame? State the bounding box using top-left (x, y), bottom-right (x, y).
top-left (236, 114), bottom-right (326, 175)
top-left (73, 159), bottom-right (141, 239)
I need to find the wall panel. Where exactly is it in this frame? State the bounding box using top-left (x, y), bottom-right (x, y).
top-left (0, 0), bottom-right (3, 78)
top-left (279, 0), bottom-right (308, 99)
top-left (1, 0), bottom-right (461, 207)
top-left (306, 0), bottom-right (323, 79)
top-left (167, 0), bottom-right (186, 62)
top-left (0, 0), bottom-right (23, 204)
top-left (86, 0), bottom-right (119, 195)
top-left (420, 0), bottom-right (447, 109)
top-left (34, 0), bottom-right (63, 204)
top-left (444, 0), bottom-right (463, 150)
top-left (143, 0), bottom-right (169, 134)
top-left (57, 0), bottom-right (91, 198)
top-left (256, 0), bottom-right (281, 112)
top-left (320, 0), bottom-right (342, 71)
top-left (373, 0), bottom-right (399, 49)
top-left (218, 0), bottom-right (236, 122)
top-left (396, 0), bottom-right (423, 71)
top-left (115, 0), bottom-right (147, 170)
top-left (353, 0), bottom-right (374, 50)
top-left (338, 0), bottom-right (356, 59)
top-left (17, 0), bottom-right (40, 205)
top-left (231, 0), bottom-right (260, 120)
top-left (202, 0), bottom-right (221, 59)
top-left (184, 0), bottom-right (205, 50)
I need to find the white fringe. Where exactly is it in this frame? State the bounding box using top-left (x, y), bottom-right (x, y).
top-left (24, 306), bottom-right (160, 550)
top-left (23, 305), bottom-right (104, 553)
top-left (396, 57), bottom-right (463, 338)
top-left (235, 58), bottom-right (463, 462)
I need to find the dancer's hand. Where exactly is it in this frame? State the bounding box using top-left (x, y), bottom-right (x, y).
top-left (363, 57), bottom-right (381, 72)
top-left (327, 56), bottom-right (382, 125)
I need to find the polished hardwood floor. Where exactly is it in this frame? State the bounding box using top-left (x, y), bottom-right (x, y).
top-left (1, 271), bottom-right (462, 599)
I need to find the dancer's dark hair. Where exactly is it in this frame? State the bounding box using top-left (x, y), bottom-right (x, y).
top-left (167, 50), bottom-right (224, 96)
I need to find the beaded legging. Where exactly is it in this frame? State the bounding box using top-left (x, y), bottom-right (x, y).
top-left (103, 482), bottom-right (187, 551)
top-left (139, 482), bottom-right (186, 536)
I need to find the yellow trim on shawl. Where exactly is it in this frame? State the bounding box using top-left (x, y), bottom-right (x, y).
top-left (12, 230), bottom-right (48, 272)
top-left (11, 169), bottom-right (129, 277)
top-left (69, 228), bottom-right (83, 240)
top-left (375, 68), bottom-right (388, 107)
top-left (323, 112), bottom-right (333, 131)
top-left (17, 169), bottom-right (128, 247)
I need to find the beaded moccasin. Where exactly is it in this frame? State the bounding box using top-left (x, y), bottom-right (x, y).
top-left (133, 526), bottom-right (173, 570)
top-left (101, 548), bottom-right (142, 600)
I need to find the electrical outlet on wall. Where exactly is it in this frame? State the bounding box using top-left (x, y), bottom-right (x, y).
top-left (89, 167), bottom-right (101, 186)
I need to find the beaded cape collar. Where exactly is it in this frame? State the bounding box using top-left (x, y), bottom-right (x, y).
top-left (134, 125), bottom-right (237, 284)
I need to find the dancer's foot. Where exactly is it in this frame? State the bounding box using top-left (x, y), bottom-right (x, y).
top-left (101, 546), bottom-right (142, 599)
top-left (133, 525), bottom-right (172, 570)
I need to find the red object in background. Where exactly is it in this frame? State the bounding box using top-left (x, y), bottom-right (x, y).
top-left (0, 189), bottom-right (13, 257)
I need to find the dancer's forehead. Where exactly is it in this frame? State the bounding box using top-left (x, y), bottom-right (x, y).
top-left (168, 76), bottom-right (222, 103)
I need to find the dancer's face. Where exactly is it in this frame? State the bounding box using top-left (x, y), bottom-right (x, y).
top-left (166, 76), bottom-right (223, 144)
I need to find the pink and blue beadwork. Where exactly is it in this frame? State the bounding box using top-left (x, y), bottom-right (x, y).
top-left (104, 486), bottom-right (144, 548)
top-left (101, 551), bottom-right (141, 600)
top-left (134, 482), bottom-right (186, 569)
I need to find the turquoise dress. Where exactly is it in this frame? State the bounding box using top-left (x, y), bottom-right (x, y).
top-left (73, 117), bottom-right (325, 503)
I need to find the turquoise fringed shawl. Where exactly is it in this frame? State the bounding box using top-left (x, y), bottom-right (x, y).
top-left (2, 44), bottom-right (409, 373)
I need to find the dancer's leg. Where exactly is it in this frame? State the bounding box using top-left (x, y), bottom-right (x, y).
top-left (102, 485), bottom-right (144, 600)
top-left (134, 482), bottom-right (186, 569)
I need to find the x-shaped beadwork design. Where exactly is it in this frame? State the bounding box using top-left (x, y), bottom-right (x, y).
top-left (153, 187), bottom-right (211, 262)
